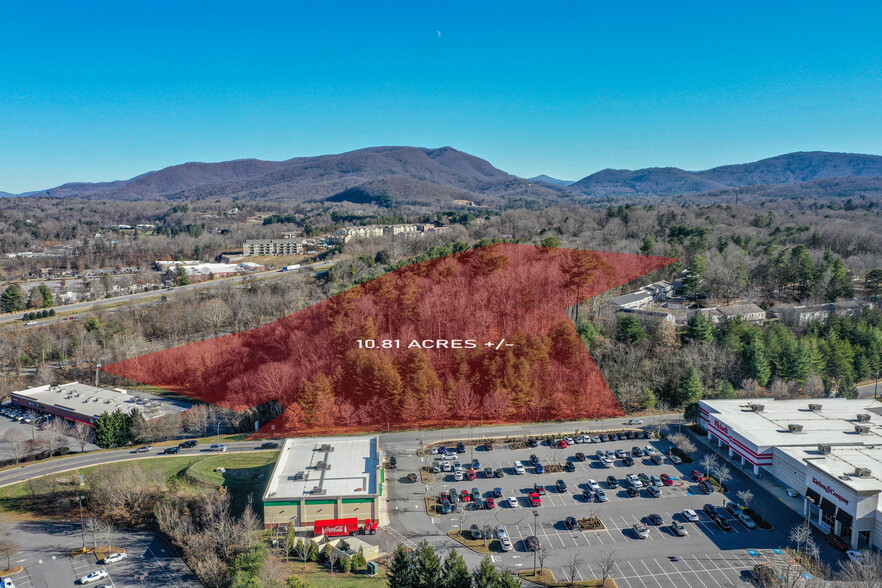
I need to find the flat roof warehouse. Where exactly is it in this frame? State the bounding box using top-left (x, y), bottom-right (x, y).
top-left (699, 398), bottom-right (882, 552)
top-left (10, 382), bottom-right (190, 424)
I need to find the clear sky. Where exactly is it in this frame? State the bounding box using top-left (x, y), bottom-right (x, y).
top-left (2, 1), bottom-right (882, 193)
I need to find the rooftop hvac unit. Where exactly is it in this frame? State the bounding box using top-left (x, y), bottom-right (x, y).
top-left (856, 414), bottom-right (871, 422)
top-left (318, 444), bottom-right (334, 452)
top-left (818, 444), bottom-right (831, 454)
top-left (315, 461), bottom-right (330, 471)
top-left (787, 424), bottom-right (803, 433)
top-left (751, 404), bottom-right (765, 412)
top-left (855, 425), bottom-right (871, 435)
top-left (310, 487), bottom-right (327, 495)
top-left (808, 404), bottom-right (822, 411)
top-left (855, 467), bottom-right (872, 478)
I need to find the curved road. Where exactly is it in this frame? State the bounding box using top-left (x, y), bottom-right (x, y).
top-left (0, 414), bottom-right (678, 488)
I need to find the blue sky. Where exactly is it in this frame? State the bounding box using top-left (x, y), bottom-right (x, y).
top-left (2, 1), bottom-right (882, 193)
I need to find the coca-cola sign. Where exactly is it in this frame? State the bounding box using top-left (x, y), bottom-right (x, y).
top-left (812, 477), bottom-right (849, 506)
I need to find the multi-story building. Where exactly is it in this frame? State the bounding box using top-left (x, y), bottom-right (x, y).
top-left (242, 239), bottom-right (305, 256)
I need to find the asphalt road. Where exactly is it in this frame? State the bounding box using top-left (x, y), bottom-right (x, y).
top-left (0, 440), bottom-right (281, 487)
top-left (0, 260), bottom-right (336, 328)
top-left (858, 380), bottom-right (879, 399)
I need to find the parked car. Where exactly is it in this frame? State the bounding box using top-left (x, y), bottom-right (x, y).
top-left (556, 479), bottom-right (567, 492)
top-left (715, 517), bottom-right (733, 531)
top-left (442, 461), bottom-right (452, 472)
top-left (581, 489), bottom-right (595, 502)
top-left (526, 439), bottom-right (539, 448)
top-left (500, 537), bottom-right (513, 551)
top-left (496, 525), bottom-right (508, 539)
top-left (484, 467), bottom-right (494, 478)
top-left (637, 473), bottom-right (650, 485)
top-left (485, 497), bottom-right (496, 509)
top-left (736, 512), bottom-right (756, 529)
top-left (102, 552), bottom-right (128, 564)
top-left (625, 486), bottom-right (639, 497)
top-left (670, 521), bottom-right (688, 536)
top-left (646, 485), bottom-right (661, 498)
top-left (456, 442), bottom-right (466, 453)
top-left (595, 450), bottom-right (605, 459)
top-left (725, 502), bottom-right (742, 516)
top-left (389, 456), bottom-right (398, 469)
top-left (528, 492), bottom-right (542, 506)
top-left (493, 487), bottom-right (503, 497)
top-left (683, 509), bottom-right (699, 522)
top-left (472, 459), bottom-right (480, 469)
top-left (525, 536), bottom-right (542, 551)
top-left (534, 462), bottom-right (545, 474)
top-left (454, 470), bottom-right (464, 481)
top-left (454, 461), bottom-right (462, 471)
top-left (698, 481), bottom-right (715, 494)
top-left (575, 452), bottom-right (586, 461)
top-left (660, 473), bottom-right (673, 486)
top-left (534, 484), bottom-right (546, 495)
top-left (826, 532), bottom-right (849, 551)
top-left (514, 462), bottom-right (525, 475)
top-left (595, 488), bottom-right (608, 502)
top-left (470, 524), bottom-right (483, 540)
top-left (507, 496), bottom-right (518, 507)
top-left (466, 469), bottom-right (476, 480)
top-left (691, 470), bottom-right (705, 482)
top-left (564, 516), bottom-right (578, 530)
top-left (703, 504), bottom-right (717, 516)
top-left (606, 475), bottom-right (618, 488)
top-left (650, 454), bottom-right (663, 465)
top-left (587, 479), bottom-right (600, 490)
top-left (79, 570), bottom-right (109, 584)
top-left (633, 523), bottom-right (649, 539)
top-left (592, 436), bottom-right (601, 443)
top-left (461, 489), bottom-right (471, 502)
top-left (669, 455), bottom-right (683, 465)
top-left (563, 462), bottom-right (576, 472)
top-left (623, 456), bottom-right (635, 466)
top-left (495, 468), bottom-right (505, 478)
top-left (650, 474), bottom-right (662, 486)
top-left (626, 474), bottom-right (643, 488)
top-left (484, 442), bottom-right (494, 450)
top-left (449, 489), bottom-right (458, 503)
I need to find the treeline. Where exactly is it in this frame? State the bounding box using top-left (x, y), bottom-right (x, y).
top-left (387, 541), bottom-right (522, 588)
top-left (592, 307), bottom-right (882, 413)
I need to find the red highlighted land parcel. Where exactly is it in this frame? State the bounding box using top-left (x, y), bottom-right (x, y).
top-left (102, 244), bottom-right (674, 436)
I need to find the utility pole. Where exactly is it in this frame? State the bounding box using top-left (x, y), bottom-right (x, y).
top-left (874, 368), bottom-right (878, 399)
top-left (95, 362), bottom-right (101, 387)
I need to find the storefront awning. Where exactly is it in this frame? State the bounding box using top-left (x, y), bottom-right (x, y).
top-left (805, 488), bottom-right (821, 504)
top-left (819, 497), bottom-right (836, 516)
top-left (835, 508), bottom-right (853, 529)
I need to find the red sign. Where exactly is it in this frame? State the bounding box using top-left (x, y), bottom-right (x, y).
top-left (713, 419), bottom-right (729, 435)
top-left (812, 477), bottom-right (849, 506)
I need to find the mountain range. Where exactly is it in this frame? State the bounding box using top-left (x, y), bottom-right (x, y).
top-left (6, 148), bottom-right (882, 205)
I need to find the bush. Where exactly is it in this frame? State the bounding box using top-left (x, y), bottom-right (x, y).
top-left (49, 309), bottom-right (55, 316)
top-left (41, 309), bottom-right (49, 318)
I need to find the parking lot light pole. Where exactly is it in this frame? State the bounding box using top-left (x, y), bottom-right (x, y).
top-left (76, 494), bottom-right (86, 552)
top-left (532, 510), bottom-right (538, 575)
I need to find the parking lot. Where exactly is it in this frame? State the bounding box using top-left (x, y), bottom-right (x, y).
top-left (3, 520), bottom-right (201, 588)
top-left (387, 427), bottom-right (825, 587)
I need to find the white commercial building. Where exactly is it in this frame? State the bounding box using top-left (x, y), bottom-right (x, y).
top-left (699, 398), bottom-right (882, 551)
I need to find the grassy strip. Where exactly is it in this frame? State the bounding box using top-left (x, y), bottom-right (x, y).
top-left (285, 561), bottom-right (385, 587)
top-left (186, 452), bottom-right (278, 487)
top-left (446, 530), bottom-right (501, 554)
top-left (518, 569), bottom-right (617, 587)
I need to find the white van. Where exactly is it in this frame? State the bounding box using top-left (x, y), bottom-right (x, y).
top-left (209, 443), bottom-right (227, 452)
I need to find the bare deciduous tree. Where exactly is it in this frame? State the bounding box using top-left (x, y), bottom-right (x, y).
top-left (71, 422), bottom-right (94, 452)
top-left (596, 551), bottom-right (618, 587)
top-left (736, 489), bottom-right (754, 511)
top-left (565, 552), bottom-right (583, 586)
top-left (700, 453), bottom-right (719, 478)
top-left (667, 432), bottom-right (697, 455)
top-left (3, 429), bottom-right (28, 463)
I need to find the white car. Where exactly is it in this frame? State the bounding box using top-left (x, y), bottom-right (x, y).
top-left (592, 436), bottom-right (601, 443)
top-left (633, 523), bottom-right (649, 539)
top-left (454, 470), bottom-right (464, 481)
top-left (507, 496), bottom-right (518, 507)
top-left (2, 578), bottom-right (15, 588)
top-left (587, 479), bottom-right (600, 490)
top-left (628, 419), bottom-right (644, 425)
top-left (683, 509), bottom-right (699, 522)
top-left (442, 461), bottom-right (452, 472)
top-left (514, 462), bottom-right (525, 475)
top-left (103, 552), bottom-right (128, 564)
top-left (574, 435), bottom-right (584, 444)
top-left (601, 457), bottom-right (613, 468)
top-left (627, 474), bottom-right (643, 488)
top-left (453, 461), bottom-right (462, 471)
top-left (644, 445), bottom-right (655, 455)
top-left (79, 569), bottom-right (109, 584)
top-left (500, 537), bottom-right (513, 551)
top-left (846, 550), bottom-right (866, 567)
top-left (496, 525), bottom-right (508, 539)
top-left (736, 512), bottom-right (756, 529)
top-left (564, 437), bottom-right (575, 446)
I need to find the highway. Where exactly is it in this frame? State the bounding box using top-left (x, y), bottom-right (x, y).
top-left (0, 260), bottom-right (336, 328)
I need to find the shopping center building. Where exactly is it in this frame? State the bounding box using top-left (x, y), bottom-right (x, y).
top-left (262, 435), bottom-right (384, 530)
top-left (699, 398), bottom-right (882, 551)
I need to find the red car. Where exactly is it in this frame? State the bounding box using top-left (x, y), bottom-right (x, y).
top-left (528, 492), bottom-right (542, 507)
top-left (558, 439), bottom-right (569, 449)
top-left (466, 469), bottom-right (476, 480)
top-left (660, 473), bottom-right (674, 486)
top-left (461, 490), bottom-right (471, 502)
top-left (825, 532), bottom-right (848, 551)
top-left (484, 442), bottom-right (494, 450)
top-left (485, 497), bottom-right (496, 509)
top-left (691, 470), bottom-right (705, 482)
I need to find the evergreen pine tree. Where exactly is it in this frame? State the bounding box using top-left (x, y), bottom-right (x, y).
top-left (680, 367), bottom-right (703, 405)
top-left (719, 381), bottom-right (736, 399)
top-left (387, 545), bottom-right (416, 588)
top-left (1, 284), bottom-right (25, 313)
top-left (471, 557), bottom-right (500, 588)
top-left (685, 312), bottom-right (714, 344)
top-left (129, 408), bottom-right (149, 444)
top-left (413, 540), bottom-right (441, 588)
top-left (497, 571), bottom-right (522, 588)
top-left (745, 337), bottom-right (771, 386)
top-left (440, 550), bottom-right (471, 588)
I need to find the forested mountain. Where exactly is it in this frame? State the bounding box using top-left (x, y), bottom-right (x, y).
top-left (570, 151), bottom-right (882, 197)
top-left (13, 146), bottom-right (562, 205)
